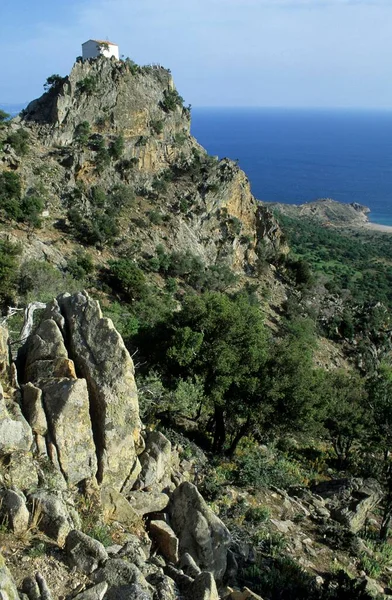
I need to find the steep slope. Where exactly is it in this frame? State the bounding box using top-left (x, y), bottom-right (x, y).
top-left (1, 56), bottom-right (287, 280)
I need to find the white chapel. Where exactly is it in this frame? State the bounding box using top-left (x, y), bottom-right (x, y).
top-left (82, 39), bottom-right (119, 60)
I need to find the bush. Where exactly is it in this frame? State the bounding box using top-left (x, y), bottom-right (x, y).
top-left (235, 446), bottom-right (306, 490)
top-left (18, 260), bottom-right (79, 303)
top-left (0, 110), bottom-right (10, 125)
top-left (151, 120), bottom-right (164, 135)
top-left (20, 195), bottom-right (44, 228)
top-left (109, 135), bottom-right (125, 160)
top-left (0, 239), bottom-right (21, 306)
top-left (76, 76), bottom-right (98, 95)
top-left (67, 250), bottom-right (94, 281)
top-left (74, 121), bottom-right (90, 145)
top-left (44, 74), bottom-right (65, 92)
top-left (0, 171), bottom-right (22, 220)
top-left (6, 129), bottom-right (29, 155)
top-left (108, 259), bottom-right (148, 301)
top-left (161, 89), bottom-right (184, 112)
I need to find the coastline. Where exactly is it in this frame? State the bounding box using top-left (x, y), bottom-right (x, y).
top-left (363, 221), bottom-right (392, 233)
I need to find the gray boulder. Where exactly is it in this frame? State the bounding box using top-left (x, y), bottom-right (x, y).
top-left (189, 572), bottom-right (219, 600)
top-left (21, 383), bottom-right (48, 436)
top-left (0, 552), bottom-right (20, 600)
top-left (73, 582), bottom-right (108, 600)
top-left (59, 291), bottom-right (143, 491)
top-left (41, 378), bottom-right (97, 485)
top-left (0, 488), bottom-right (30, 535)
top-left (149, 520), bottom-right (179, 564)
top-left (312, 478), bottom-right (383, 533)
top-left (168, 482), bottom-right (230, 581)
top-left (127, 491), bottom-right (169, 515)
top-left (66, 529), bottom-right (108, 574)
top-left (92, 558), bottom-right (152, 599)
top-left (28, 490), bottom-right (80, 545)
top-left (0, 384), bottom-right (33, 454)
top-left (135, 431), bottom-right (172, 492)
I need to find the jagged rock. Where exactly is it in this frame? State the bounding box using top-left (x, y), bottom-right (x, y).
top-left (164, 565), bottom-right (193, 593)
top-left (150, 520), bottom-right (179, 564)
top-left (92, 558), bottom-right (151, 597)
top-left (73, 582), bottom-right (108, 600)
top-left (0, 552), bottom-right (20, 600)
top-left (179, 553), bottom-right (201, 578)
top-left (21, 383), bottom-right (48, 436)
top-left (229, 588), bottom-right (265, 600)
top-left (40, 378), bottom-right (97, 485)
top-left (0, 326), bottom-right (9, 376)
top-left (270, 519), bottom-right (296, 534)
top-left (0, 488), bottom-right (30, 535)
top-left (168, 482), bottom-right (231, 581)
top-left (127, 491), bottom-right (169, 515)
top-left (118, 536), bottom-right (149, 568)
top-left (134, 431), bottom-right (172, 492)
top-left (42, 299), bottom-right (65, 332)
top-left (0, 384), bottom-right (33, 454)
top-left (189, 572), bottom-right (219, 600)
top-left (312, 478), bottom-right (383, 533)
top-left (28, 490), bottom-right (80, 545)
top-left (101, 486), bottom-right (140, 529)
top-left (146, 573), bottom-right (177, 600)
top-left (2, 451), bottom-right (39, 492)
top-left (59, 292), bottom-right (142, 491)
top-left (24, 319), bottom-right (69, 381)
top-left (66, 529), bottom-right (108, 574)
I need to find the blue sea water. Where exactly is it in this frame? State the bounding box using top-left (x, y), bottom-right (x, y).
top-left (191, 108), bottom-right (392, 226)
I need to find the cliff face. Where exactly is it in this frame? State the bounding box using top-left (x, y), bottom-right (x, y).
top-left (1, 56), bottom-right (286, 277)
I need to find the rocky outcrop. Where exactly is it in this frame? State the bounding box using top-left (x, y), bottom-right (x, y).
top-left (40, 378), bottom-right (97, 485)
top-left (135, 430), bottom-right (173, 492)
top-left (0, 383), bottom-right (33, 454)
top-left (312, 478), bottom-right (383, 533)
top-left (168, 482), bottom-right (231, 581)
top-left (59, 291), bottom-right (143, 491)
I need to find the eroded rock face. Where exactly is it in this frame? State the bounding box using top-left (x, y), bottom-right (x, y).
top-left (168, 482), bottom-right (231, 581)
top-left (41, 378), bottom-right (97, 486)
top-left (0, 552), bottom-right (20, 600)
top-left (59, 292), bottom-right (142, 491)
top-left (0, 383), bottom-right (33, 454)
top-left (134, 431), bottom-right (172, 492)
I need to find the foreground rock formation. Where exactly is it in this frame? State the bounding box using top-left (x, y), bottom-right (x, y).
top-left (0, 293), bottom-right (241, 600)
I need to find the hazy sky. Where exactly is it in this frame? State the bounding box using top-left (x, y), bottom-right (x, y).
top-left (2, 0), bottom-right (392, 108)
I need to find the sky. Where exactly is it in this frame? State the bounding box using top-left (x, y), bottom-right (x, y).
top-left (1, 0), bottom-right (392, 108)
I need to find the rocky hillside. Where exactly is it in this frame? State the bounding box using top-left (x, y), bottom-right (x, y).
top-left (1, 56), bottom-right (286, 278)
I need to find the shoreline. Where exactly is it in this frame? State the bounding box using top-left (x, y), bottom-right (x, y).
top-left (363, 221), bottom-right (392, 233)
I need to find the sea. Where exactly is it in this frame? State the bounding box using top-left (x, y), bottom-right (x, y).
top-left (191, 108), bottom-right (392, 226)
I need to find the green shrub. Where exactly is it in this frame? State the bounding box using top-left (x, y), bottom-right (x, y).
top-left (109, 135), bottom-right (125, 160)
top-left (6, 129), bottom-right (29, 155)
top-left (235, 446), bottom-right (305, 490)
top-left (44, 74), bottom-right (65, 92)
top-left (245, 506), bottom-right (270, 524)
top-left (0, 171), bottom-right (22, 220)
top-left (76, 76), bottom-right (98, 95)
top-left (161, 89), bottom-right (184, 112)
top-left (0, 110), bottom-right (10, 125)
top-left (18, 260), bottom-right (79, 303)
top-left (74, 121), bottom-right (90, 145)
top-left (148, 211), bottom-right (163, 225)
top-left (20, 195), bottom-right (44, 228)
top-left (108, 259), bottom-right (148, 301)
top-left (151, 119), bottom-right (164, 135)
top-left (66, 250), bottom-right (94, 281)
top-left (0, 239), bottom-right (21, 305)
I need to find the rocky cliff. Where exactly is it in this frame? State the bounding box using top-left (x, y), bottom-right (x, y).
top-left (1, 56), bottom-right (287, 278)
